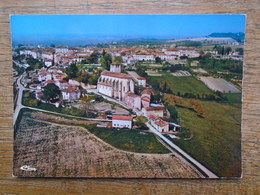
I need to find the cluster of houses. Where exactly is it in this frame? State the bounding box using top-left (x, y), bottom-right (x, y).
top-left (97, 64), bottom-right (179, 133)
top-left (16, 45), bottom-right (187, 133)
top-left (16, 45), bottom-right (201, 68)
top-left (31, 66), bottom-right (81, 105)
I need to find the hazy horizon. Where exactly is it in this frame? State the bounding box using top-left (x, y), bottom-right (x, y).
top-left (10, 14), bottom-right (246, 46)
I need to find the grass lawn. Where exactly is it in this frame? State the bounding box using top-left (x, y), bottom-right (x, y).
top-left (148, 73), bottom-right (215, 96)
top-left (224, 93), bottom-right (242, 105)
top-left (174, 100), bottom-right (241, 177)
top-left (87, 125), bottom-right (170, 154)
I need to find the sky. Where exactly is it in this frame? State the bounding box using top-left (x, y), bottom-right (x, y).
top-left (10, 14), bottom-right (246, 46)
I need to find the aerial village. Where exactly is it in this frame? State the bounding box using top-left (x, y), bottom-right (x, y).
top-left (12, 35), bottom-right (244, 178)
top-left (13, 37), bottom-right (243, 137)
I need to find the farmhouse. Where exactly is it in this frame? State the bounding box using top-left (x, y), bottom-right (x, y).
top-left (112, 115), bottom-right (133, 129)
top-left (154, 120), bottom-right (169, 133)
top-left (148, 115), bottom-right (169, 133)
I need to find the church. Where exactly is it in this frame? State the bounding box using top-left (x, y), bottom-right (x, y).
top-left (97, 64), bottom-right (135, 101)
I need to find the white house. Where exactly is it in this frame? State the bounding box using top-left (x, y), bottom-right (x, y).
top-left (148, 115), bottom-right (169, 133)
top-left (137, 77), bottom-right (146, 87)
top-left (154, 119), bottom-right (169, 133)
top-left (61, 86), bottom-right (81, 102)
top-left (44, 60), bottom-right (52, 67)
top-left (112, 115), bottom-right (133, 129)
top-left (38, 70), bottom-right (52, 82)
top-left (55, 46), bottom-right (69, 54)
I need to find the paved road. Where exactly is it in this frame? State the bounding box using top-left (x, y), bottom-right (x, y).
top-left (13, 74), bottom-right (26, 125)
top-left (146, 122), bottom-right (218, 178)
top-left (22, 106), bottom-right (112, 122)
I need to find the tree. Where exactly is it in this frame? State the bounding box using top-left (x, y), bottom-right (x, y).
top-left (100, 53), bottom-right (112, 70)
top-left (135, 116), bottom-right (148, 129)
top-left (43, 83), bottom-right (60, 102)
top-left (86, 51), bottom-right (100, 64)
top-left (189, 99), bottom-right (204, 117)
top-left (50, 43), bottom-right (55, 48)
top-left (235, 48), bottom-right (244, 55)
top-left (65, 63), bottom-right (78, 79)
top-left (155, 57), bottom-right (162, 64)
top-left (225, 47), bottom-right (232, 55)
top-left (113, 56), bottom-right (123, 64)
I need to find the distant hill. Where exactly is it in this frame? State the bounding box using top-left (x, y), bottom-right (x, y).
top-left (207, 32), bottom-right (245, 43)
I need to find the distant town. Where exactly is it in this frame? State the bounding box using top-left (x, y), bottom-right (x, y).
top-left (13, 34), bottom-right (243, 178)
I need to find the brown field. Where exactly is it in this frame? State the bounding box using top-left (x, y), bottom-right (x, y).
top-left (13, 112), bottom-right (202, 178)
top-left (199, 76), bottom-right (241, 93)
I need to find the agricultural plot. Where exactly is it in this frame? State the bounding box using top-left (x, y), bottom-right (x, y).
top-left (192, 68), bottom-right (208, 74)
top-left (13, 111), bottom-right (202, 178)
top-left (146, 70), bottom-right (163, 76)
top-left (149, 73), bottom-right (215, 96)
top-left (172, 70), bottom-right (191, 77)
top-left (199, 77), bottom-right (241, 93)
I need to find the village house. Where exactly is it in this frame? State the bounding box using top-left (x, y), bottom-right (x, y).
top-left (141, 88), bottom-right (153, 108)
top-left (132, 53), bottom-right (155, 61)
top-left (38, 70), bottom-right (52, 82)
top-left (61, 85), bottom-right (81, 102)
top-left (154, 119), bottom-right (169, 133)
top-left (124, 92), bottom-right (142, 111)
top-left (148, 115), bottom-right (169, 133)
top-left (142, 106), bottom-right (164, 117)
top-left (55, 46), bottom-right (69, 54)
top-left (55, 80), bottom-right (69, 89)
top-left (112, 115), bottom-right (133, 129)
top-left (137, 77), bottom-right (146, 87)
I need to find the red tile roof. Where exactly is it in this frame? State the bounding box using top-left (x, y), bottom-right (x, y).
top-left (62, 86), bottom-right (79, 93)
top-left (145, 106), bottom-right (164, 111)
top-left (112, 115), bottom-right (133, 121)
top-left (149, 115), bottom-right (160, 121)
top-left (101, 70), bottom-right (132, 79)
top-left (141, 88), bottom-right (154, 95)
top-left (137, 77), bottom-right (146, 80)
top-left (141, 96), bottom-right (151, 102)
top-left (155, 120), bottom-right (168, 127)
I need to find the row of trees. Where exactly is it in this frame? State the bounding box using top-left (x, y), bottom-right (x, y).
top-left (199, 55), bottom-right (243, 73)
top-left (213, 45), bottom-right (232, 55)
top-left (162, 64), bottom-right (189, 73)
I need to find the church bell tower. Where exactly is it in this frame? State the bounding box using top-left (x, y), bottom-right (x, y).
top-left (110, 64), bottom-right (121, 73)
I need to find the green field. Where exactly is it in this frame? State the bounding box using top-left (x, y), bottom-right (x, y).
top-left (174, 100), bottom-right (241, 177)
top-left (148, 73), bottom-right (215, 96)
top-left (87, 125), bottom-right (170, 154)
top-left (224, 93), bottom-right (242, 105)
